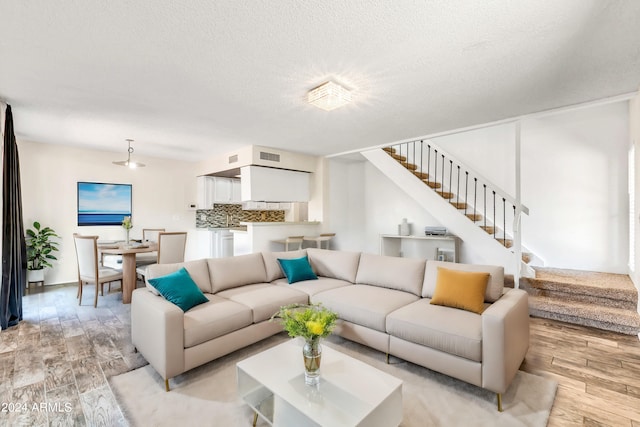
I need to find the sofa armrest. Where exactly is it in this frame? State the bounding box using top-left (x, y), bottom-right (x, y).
top-left (131, 288), bottom-right (185, 380)
top-left (481, 288), bottom-right (530, 393)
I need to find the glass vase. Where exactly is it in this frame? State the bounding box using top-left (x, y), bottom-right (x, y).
top-left (125, 229), bottom-right (130, 246)
top-left (303, 337), bottom-right (322, 386)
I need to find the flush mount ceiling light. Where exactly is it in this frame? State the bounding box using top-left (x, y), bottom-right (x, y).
top-left (307, 81), bottom-right (352, 111)
top-left (113, 139), bottom-right (145, 169)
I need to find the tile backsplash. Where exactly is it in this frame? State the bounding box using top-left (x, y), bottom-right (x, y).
top-left (196, 204), bottom-right (285, 228)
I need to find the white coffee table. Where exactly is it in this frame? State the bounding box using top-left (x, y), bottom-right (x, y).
top-left (236, 340), bottom-right (403, 427)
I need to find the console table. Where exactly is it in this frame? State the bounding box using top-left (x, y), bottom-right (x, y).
top-left (380, 234), bottom-right (460, 262)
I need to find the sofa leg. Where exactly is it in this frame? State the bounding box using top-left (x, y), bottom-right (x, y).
top-left (165, 379), bottom-right (170, 392)
top-left (252, 411), bottom-right (258, 427)
top-left (134, 347), bottom-right (138, 353)
top-left (386, 353), bottom-right (390, 364)
top-left (497, 393), bottom-right (503, 412)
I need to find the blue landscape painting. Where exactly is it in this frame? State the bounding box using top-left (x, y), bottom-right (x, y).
top-left (77, 182), bottom-right (132, 226)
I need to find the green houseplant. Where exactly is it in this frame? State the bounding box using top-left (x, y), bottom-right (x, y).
top-left (25, 221), bottom-right (60, 282)
top-left (271, 303), bottom-right (338, 385)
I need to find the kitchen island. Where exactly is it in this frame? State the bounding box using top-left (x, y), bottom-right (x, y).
top-left (231, 221), bottom-right (320, 255)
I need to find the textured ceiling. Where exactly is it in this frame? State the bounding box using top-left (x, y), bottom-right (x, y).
top-left (1, 1), bottom-right (639, 162)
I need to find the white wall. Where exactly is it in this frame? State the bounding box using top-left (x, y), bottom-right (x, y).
top-left (18, 140), bottom-right (198, 285)
top-left (329, 102), bottom-right (630, 273)
top-left (327, 158), bottom-right (447, 256)
top-left (520, 103), bottom-right (629, 272)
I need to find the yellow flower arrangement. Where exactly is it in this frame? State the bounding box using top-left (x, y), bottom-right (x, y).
top-left (271, 303), bottom-right (338, 341)
top-left (122, 216), bottom-right (133, 230)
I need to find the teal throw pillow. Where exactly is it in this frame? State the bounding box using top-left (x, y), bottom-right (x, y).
top-left (148, 267), bottom-right (209, 312)
top-left (278, 256), bottom-right (318, 284)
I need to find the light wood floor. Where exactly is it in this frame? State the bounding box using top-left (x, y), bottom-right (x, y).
top-left (523, 317), bottom-right (640, 426)
top-left (0, 284), bottom-right (639, 426)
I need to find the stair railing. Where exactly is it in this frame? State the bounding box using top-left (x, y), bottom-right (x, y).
top-left (385, 139), bottom-right (529, 262)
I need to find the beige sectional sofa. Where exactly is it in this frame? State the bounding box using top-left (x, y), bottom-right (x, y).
top-left (131, 248), bottom-right (529, 410)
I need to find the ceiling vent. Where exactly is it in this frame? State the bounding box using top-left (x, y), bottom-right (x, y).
top-left (259, 151), bottom-right (280, 162)
top-left (228, 154), bottom-right (238, 163)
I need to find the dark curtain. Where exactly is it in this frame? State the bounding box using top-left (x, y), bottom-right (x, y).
top-left (1, 105), bottom-right (26, 330)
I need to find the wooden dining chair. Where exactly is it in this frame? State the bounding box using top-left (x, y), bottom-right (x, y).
top-left (73, 234), bottom-right (123, 307)
top-left (136, 231), bottom-right (188, 281)
top-left (303, 233), bottom-right (336, 249)
top-left (136, 228), bottom-right (166, 267)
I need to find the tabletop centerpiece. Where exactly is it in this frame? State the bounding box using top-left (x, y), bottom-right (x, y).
top-left (122, 216), bottom-right (133, 246)
top-left (271, 303), bottom-right (338, 385)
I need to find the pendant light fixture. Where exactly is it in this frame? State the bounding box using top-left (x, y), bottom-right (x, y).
top-left (113, 139), bottom-right (145, 168)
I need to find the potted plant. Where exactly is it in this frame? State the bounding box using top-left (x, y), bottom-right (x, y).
top-left (25, 221), bottom-right (60, 283)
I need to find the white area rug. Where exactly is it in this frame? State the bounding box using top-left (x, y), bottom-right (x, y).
top-left (110, 334), bottom-right (556, 426)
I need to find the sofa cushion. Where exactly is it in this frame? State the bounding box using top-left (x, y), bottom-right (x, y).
top-left (423, 260), bottom-right (504, 302)
top-left (148, 267), bottom-right (209, 312)
top-left (278, 256), bottom-right (318, 284)
top-left (306, 248), bottom-right (361, 283)
top-left (183, 294), bottom-right (253, 348)
top-left (272, 277), bottom-right (352, 297)
top-left (430, 267), bottom-right (489, 314)
top-left (355, 253), bottom-right (426, 296)
top-left (262, 250), bottom-right (307, 282)
top-left (311, 285), bottom-right (419, 332)
top-left (216, 283), bottom-right (308, 323)
top-left (208, 253), bottom-right (267, 293)
top-left (146, 259), bottom-right (212, 294)
top-left (387, 299), bottom-right (484, 362)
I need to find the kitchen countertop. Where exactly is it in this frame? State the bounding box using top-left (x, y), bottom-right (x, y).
top-left (239, 221), bottom-right (320, 226)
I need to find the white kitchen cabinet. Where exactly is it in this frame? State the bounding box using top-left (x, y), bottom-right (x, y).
top-left (196, 229), bottom-right (234, 258)
top-left (197, 176), bottom-right (242, 207)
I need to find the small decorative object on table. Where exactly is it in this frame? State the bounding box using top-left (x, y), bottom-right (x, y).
top-left (122, 216), bottom-right (133, 246)
top-left (271, 303), bottom-right (338, 385)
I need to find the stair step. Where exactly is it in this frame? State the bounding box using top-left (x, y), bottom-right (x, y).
top-left (450, 201), bottom-right (467, 209)
top-left (436, 191), bottom-right (455, 199)
top-left (425, 181), bottom-right (442, 189)
top-left (480, 225), bottom-right (496, 234)
top-left (497, 238), bottom-right (513, 248)
top-left (521, 252), bottom-right (533, 264)
top-left (399, 161), bottom-right (418, 171)
top-left (383, 147), bottom-right (396, 154)
top-left (528, 295), bottom-right (640, 335)
top-left (523, 287), bottom-right (637, 310)
top-left (466, 213), bottom-right (482, 221)
top-left (413, 171), bottom-right (429, 179)
top-left (390, 153), bottom-right (407, 162)
top-left (522, 267), bottom-right (638, 304)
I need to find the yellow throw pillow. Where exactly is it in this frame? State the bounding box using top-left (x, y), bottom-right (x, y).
top-left (430, 267), bottom-right (490, 314)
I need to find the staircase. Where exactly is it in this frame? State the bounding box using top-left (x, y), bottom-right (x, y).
top-left (364, 144), bottom-right (533, 275)
top-left (516, 267), bottom-right (640, 336)
top-left (369, 143), bottom-right (640, 336)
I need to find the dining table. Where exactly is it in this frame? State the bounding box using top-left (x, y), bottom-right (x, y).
top-left (99, 242), bottom-right (157, 304)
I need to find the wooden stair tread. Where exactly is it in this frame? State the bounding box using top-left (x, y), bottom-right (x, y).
top-left (497, 238), bottom-right (513, 248)
top-left (399, 161), bottom-right (418, 171)
top-left (450, 201), bottom-right (467, 209)
top-left (425, 181), bottom-right (442, 189)
top-left (383, 147), bottom-right (396, 154)
top-left (480, 225), bottom-right (496, 234)
top-left (390, 153), bottom-right (407, 161)
top-left (413, 171), bottom-right (429, 179)
top-left (465, 213), bottom-right (482, 221)
top-left (436, 191), bottom-right (454, 199)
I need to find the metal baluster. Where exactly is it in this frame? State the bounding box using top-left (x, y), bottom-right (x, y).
top-left (503, 199), bottom-right (507, 246)
top-left (473, 178), bottom-right (477, 221)
top-left (427, 145), bottom-right (431, 186)
top-left (413, 141), bottom-right (416, 173)
top-left (434, 150), bottom-right (438, 189)
top-left (456, 166), bottom-right (460, 207)
top-left (420, 140), bottom-right (423, 177)
top-left (492, 191), bottom-right (496, 238)
top-left (441, 155), bottom-right (445, 194)
top-left (464, 172), bottom-right (469, 215)
top-left (483, 184), bottom-right (487, 229)
top-left (449, 160), bottom-right (453, 199)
